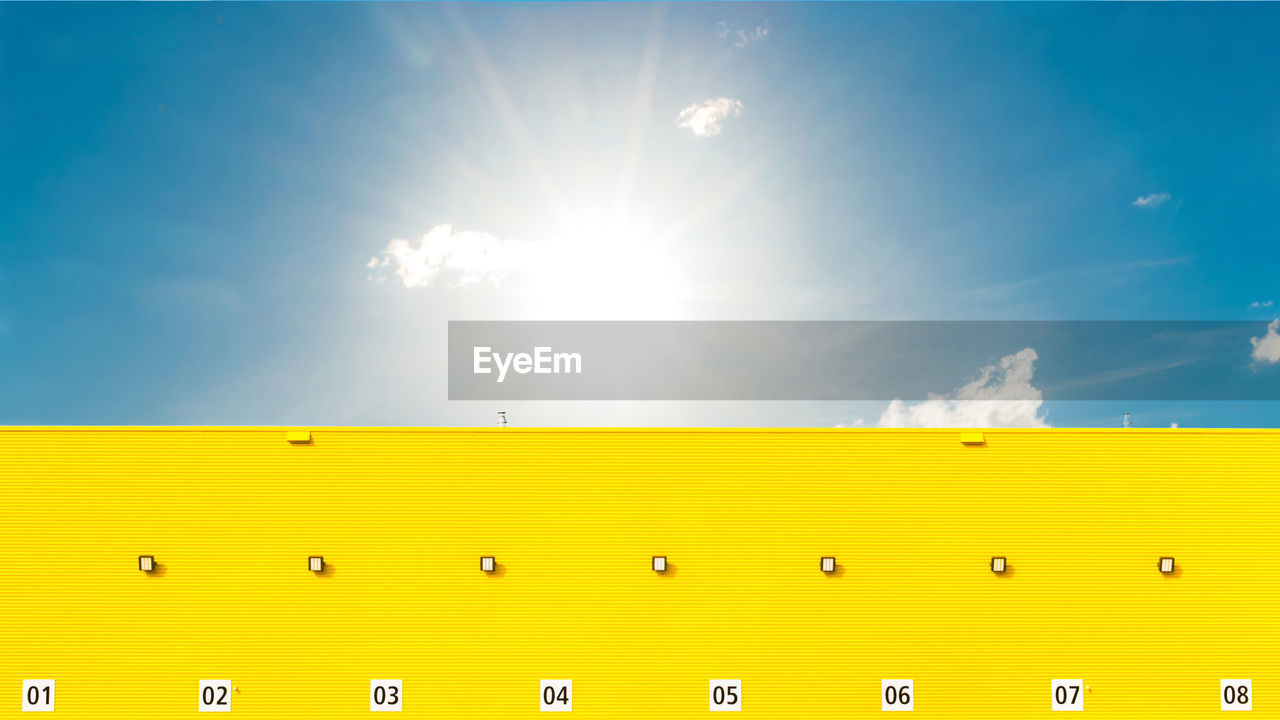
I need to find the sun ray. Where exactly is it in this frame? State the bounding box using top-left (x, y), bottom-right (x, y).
top-left (610, 2), bottom-right (669, 226)
top-left (444, 5), bottom-right (572, 229)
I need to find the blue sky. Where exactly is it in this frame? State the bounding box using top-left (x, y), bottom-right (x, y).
top-left (2, 2), bottom-right (1279, 427)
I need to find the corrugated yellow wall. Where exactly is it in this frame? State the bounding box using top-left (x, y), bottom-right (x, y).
top-left (0, 427), bottom-right (1275, 718)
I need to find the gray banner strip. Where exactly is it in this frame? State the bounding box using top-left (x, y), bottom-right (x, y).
top-left (448, 321), bottom-right (1280, 401)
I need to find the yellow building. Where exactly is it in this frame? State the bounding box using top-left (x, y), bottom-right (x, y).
top-left (0, 427), bottom-right (1275, 717)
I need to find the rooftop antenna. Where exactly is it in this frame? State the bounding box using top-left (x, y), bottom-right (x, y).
top-left (1123, 412), bottom-right (1133, 429)
top-left (497, 411), bottom-right (508, 427)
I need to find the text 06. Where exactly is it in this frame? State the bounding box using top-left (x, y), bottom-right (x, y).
top-left (882, 679), bottom-right (914, 711)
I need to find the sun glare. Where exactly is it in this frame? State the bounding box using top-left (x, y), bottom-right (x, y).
top-left (526, 201), bottom-right (688, 320)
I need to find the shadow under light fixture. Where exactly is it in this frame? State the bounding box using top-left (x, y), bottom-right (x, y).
top-left (820, 556), bottom-right (836, 574)
top-left (138, 555), bottom-right (155, 573)
top-left (309, 556), bottom-right (325, 573)
top-left (652, 556), bottom-right (667, 573)
top-left (1158, 556), bottom-right (1175, 574)
top-left (991, 556), bottom-right (1007, 574)
top-left (481, 556), bottom-right (497, 573)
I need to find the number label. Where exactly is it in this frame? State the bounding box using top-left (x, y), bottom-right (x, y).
top-left (22, 680), bottom-right (54, 712)
top-left (198, 680), bottom-right (231, 712)
top-left (709, 680), bottom-right (741, 712)
top-left (882, 679), bottom-right (914, 711)
top-left (1221, 679), bottom-right (1252, 712)
top-left (540, 680), bottom-right (572, 712)
top-left (1051, 680), bottom-right (1083, 711)
top-left (370, 680), bottom-right (402, 712)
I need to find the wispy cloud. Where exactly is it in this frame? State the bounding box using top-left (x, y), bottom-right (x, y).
top-left (1250, 319), bottom-right (1280, 365)
top-left (1133, 192), bottom-right (1171, 208)
top-left (376, 7), bottom-right (435, 70)
top-left (676, 97), bottom-right (743, 138)
top-left (877, 347), bottom-right (1050, 428)
top-left (1250, 300), bottom-right (1273, 309)
top-left (962, 256), bottom-right (1192, 301)
top-left (1042, 356), bottom-right (1198, 394)
top-left (138, 277), bottom-right (242, 313)
top-left (369, 224), bottom-right (538, 289)
top-left (717, 21), bottom-right (768, 48)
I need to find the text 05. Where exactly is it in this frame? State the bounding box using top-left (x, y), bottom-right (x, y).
top-left (710, 680), bottom-right (741, 712)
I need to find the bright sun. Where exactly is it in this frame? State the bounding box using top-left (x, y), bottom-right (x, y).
top-left (525, 201), bottom-right (688, 320)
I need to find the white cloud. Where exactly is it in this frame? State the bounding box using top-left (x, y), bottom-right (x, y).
top-left (1250, 319), bottom-right (1280, 365)
top-left (1133, 192), bottom-right (1171, 208)
top-left (1250, 300), bottom-right (1273, 309)
top-left (717, 21), bottom-right (768, 48)
top-left (370, 224), bottom-right (537, 289)
top-left (877, 348), bottom-right (1050, 428)
top-left (676, 97), bottom-right (743, 138)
